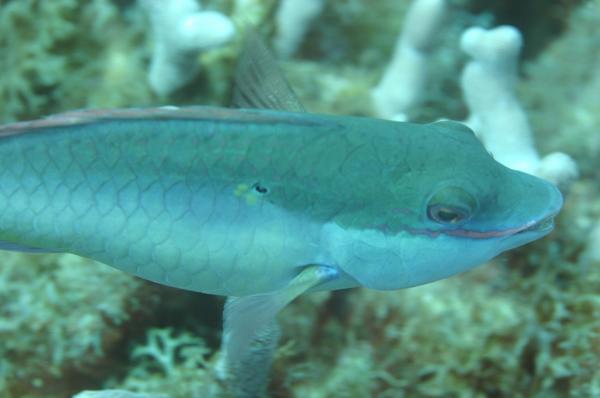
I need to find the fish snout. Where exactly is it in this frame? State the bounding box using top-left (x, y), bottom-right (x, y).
top-left (515, 177), bottom-right (563, 237)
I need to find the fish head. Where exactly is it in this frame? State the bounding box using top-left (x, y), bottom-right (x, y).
top-left (324, 120), bottom-right (563, 290)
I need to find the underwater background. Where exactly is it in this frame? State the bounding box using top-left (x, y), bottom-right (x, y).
top-left (0, 0), bottom-right (599, 397)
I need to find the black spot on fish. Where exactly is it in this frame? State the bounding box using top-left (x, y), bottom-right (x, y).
top-left (252, 182), bottom-right (269, 195)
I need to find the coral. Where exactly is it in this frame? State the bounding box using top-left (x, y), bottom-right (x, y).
top-left (131, 328), bottom-right (210, 375)
top-left (519, 0), bottom-right (600, 179)
top-left (107, 328), bottom-right (225, 398)
top-left (273, 0), bottom-right (324, 58)
top-left (293, 343), bottom-right (377, 398)
top-left (463, 0), bottom-right (588, 57)
top-left (280, 274), bottom-right (531, 397)
top-left (368, 0), bottom-right (579, 188)
top-left (0, 252), bottom-right (160, 398)
top-left (0, 0), bottom-right (151, 122)
top-left (298, 0), bottom-right (417, 64)
top-left (140, 0), bottom-right (236, 97)
top-left (371, 0), bottom-right (446, 120)
top-left (460, 25), bottom-right (578, 188)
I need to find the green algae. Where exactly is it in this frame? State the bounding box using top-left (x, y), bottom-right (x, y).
top-left (0, 0), bottom-right (152, 123)
top-left (0, 253), bottom-right (158, 397)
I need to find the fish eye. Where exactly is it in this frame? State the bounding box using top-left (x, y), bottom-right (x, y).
top-left (426, 185), bottom-right (476, 225)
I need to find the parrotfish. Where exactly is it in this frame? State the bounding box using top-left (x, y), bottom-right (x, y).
top-left (0, 37), bottom-right (562, 396)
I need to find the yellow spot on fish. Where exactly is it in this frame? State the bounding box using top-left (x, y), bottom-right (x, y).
top-left (234, 183), bottom-right (249, 197)
top-left (234, 183), bottom-right (258, 206)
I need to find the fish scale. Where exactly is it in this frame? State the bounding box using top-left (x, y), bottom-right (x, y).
top-left (0, 108), bottom-right (563, 294)
top-left (0, 110), bottom-right (347, 295)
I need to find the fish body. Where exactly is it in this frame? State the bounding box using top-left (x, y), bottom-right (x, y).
top-left (0, 106), bottom-right (561, 297)
top-left (0, 107), bottom-right (328, 296)
top-left (0, 35), bottom-right (564, 397)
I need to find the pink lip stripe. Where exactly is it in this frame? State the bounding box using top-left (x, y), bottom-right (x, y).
top-left (397, 219), bottom-right (544, 240)
top-left (445, 221), bottom-right (537, 238)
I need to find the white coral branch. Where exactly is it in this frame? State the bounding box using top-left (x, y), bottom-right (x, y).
top-left (140, 0), bottom-right (236, 96)
top-left (273, 0), bottom-right (324, 58)
top-left (371, 0), bottom-right (446, 120)
top-left (460, 26), bottom-right (578, 188)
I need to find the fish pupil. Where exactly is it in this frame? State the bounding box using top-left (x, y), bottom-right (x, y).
top-left (253, 182), bottom-right (269, 194)
top-left (428, 205), bottom-right (465, 224)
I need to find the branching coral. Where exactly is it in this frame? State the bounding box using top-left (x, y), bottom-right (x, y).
top-left (369, 0), bottom-right (579, 189)
top-left (460, 25), bottom-right (578, 188)
top-left (371, 0), bottom-right (446, 121)
top-left (273, 0), bottom-right (324, 58)
top-left (108, 328), bottom-right (223, 398)
top-left (519, 0), bottom-right (600, 178)
top-left (131, 328), bottom-right (210, 376)
top-left (140, 0), bottom-right (236, 97)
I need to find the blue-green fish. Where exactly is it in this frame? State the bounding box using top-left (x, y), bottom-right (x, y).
top-left (0, 37), bottom-right (562, 396)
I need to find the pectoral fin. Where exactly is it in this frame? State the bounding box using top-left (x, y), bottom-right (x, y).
top-left (220, 265), bottom-right (338, 396)
top-left (222, 265), bottom-right (338, 363)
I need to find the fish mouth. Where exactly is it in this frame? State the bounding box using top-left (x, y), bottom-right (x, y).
top-left (516, 215), bottom-right (555, 235)
top-left (443, 213), bottom-right (557, 239)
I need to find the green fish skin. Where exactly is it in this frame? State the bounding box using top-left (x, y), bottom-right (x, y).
top-left (0, 106), bottom-right (562, 297)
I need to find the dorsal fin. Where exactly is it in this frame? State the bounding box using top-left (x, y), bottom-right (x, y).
top-left (232, 33), bottom-right (305, 112)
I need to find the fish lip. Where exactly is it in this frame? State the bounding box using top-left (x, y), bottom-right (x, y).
top-left (443, 212), bottom-right (557, 239)
top-left (515, 214), bottom-right (555, 235)
top-left (514, 184), bottom-right (563, 236)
